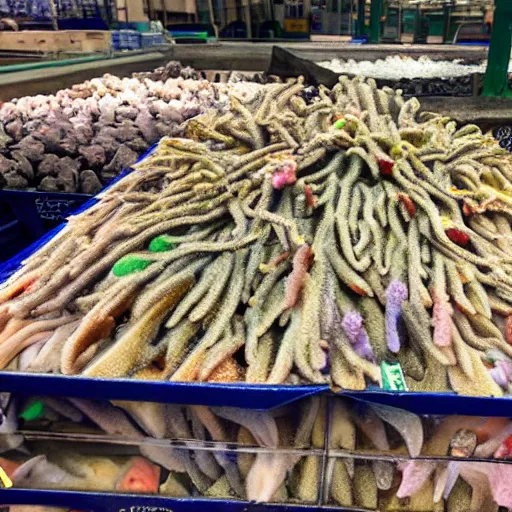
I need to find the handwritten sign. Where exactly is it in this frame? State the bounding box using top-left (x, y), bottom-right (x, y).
top-left (35, 197), bottom-right (78, 221)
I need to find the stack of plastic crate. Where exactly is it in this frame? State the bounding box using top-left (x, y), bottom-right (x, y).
top-left (111, 29), bottom-right (141, 51)
top-left (140, 32), bottom-right (167, 48)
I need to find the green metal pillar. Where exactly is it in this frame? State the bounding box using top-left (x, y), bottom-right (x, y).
top-left (482, 0), bottom-right (512, 98)
top-left (355, 0), bottom-right (366, 39)
top-left (369, 0), bottom-right (383, 44)
top-left (442, 4), bottom-right (451, 43)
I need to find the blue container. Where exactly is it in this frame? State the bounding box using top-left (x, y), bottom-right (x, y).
top-left (1, 141), bottom-right (512, 422)
top-left (0, 489), bottom-right (346, 512)
top-left (57, 17), bottom-right (109, 30)
top-left (111, 29), bottom-right (141, 50)
top-left (0, 190), bottom-right (92, 264)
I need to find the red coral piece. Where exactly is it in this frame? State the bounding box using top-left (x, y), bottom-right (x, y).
top-left (462, 202), bottom-right (475, 217)
top-left (495, 435), bottom-right (512, 459)
top-left (378, 158), bottom-right (395, 176)
top-left (446, 228), bottom-right (470, 246)
top-left (304, 184), bottom-right (317, 208)
top-left (268, 251), bottom-right (290, 269)
top-left (348, 284), bottom-right (368, 297)
top-left (397, 193), bottom-right (416, 218)
top-left (284, 244), bottom-right (314, 309)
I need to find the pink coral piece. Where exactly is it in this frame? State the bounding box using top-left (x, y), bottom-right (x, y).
top-left (489, 360), bottom-right (512, 390)
top-left (432, 289), bottom-right (453, 347)
top-left (396, 460), bottom-right (437, 499)
top-left (272, 161), bottom-right (297, 190)
top-left (505, 315), bottom-right (512, 345)
top-left (284, 244), bottom-right (313, 309)
top-left (485, 463), bottom-right (512, 509)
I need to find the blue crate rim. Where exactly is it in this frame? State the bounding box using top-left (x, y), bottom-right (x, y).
top-left (0, 372), bottom-right (327, 410)
top-left (0, 489), bottom-right (351, 512)
top-left (1, 371), bottom-right (512, 415)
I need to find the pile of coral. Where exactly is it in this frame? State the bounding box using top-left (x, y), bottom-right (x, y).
top-left (0, 62), bottom-right (228, 194)
top-left (0, 76), bottom-right (512, 398)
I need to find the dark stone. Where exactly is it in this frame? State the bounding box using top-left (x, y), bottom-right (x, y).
top-left (5, 119), bottom-right (23, 142)
top-left (24, 119), bottom-right (43, 133)
top-left (0, 124), bottom-right (13, 150)
top-left (96, 126), bottom-right (119, 139)
top-left (37, 154), bottom-right (60, 178)
top-left (0, 154), bottom-right (14, 174)
top-left (125, 137), bottom-right (149, 153)
top-left (58, 137), bottom-right (78, 156)
top-left (79, 144), bottom-right (106, 168)
top-left (101, 144), bottom-right (138, 182)
top-left (4, 172), bottom-right (28, 189)
top-left (80, 170), bottom-right (102, 195)
top-left (92, 135), bottom-right (120, 160)
top-left (56, 167), bottom-right (79, 193)
top-left (73, 123), bottom-right (94, 144)
top-left (116, 105), bottom-right (139, 121)
top-left (135, 109), bottom-right (158, 144)
top-left (114, 121), bottom-right (140, 142)
top-left (38, 175), bottom-right (59, 192)
top-left (155, 121), bottom-right (173, 138)
top-left (11, 151), bottom-right (34, 181)
top-left (57, 156), bottom-right (81, 174)
top-left (12, 137), bottom-right (45, 163)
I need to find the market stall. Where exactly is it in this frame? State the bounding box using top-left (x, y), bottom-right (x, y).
top-left (0, 6), bottom-right (511, 507)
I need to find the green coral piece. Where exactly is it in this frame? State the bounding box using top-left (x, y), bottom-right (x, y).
top-left (113, 255), bottom-right (155, 277)
top-left (333, 118), bottom-right (347, 130)
top-left (20, 400), bottom-right (45, 421)
top-left (149, 235), bottom-right (177, 253)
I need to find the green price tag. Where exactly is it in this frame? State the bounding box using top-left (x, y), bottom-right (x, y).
top-left (381, 361), bottom-right (408, 392)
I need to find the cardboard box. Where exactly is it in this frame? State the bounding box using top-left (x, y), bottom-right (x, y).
top-left (0, 30), bottom-right (111, 53)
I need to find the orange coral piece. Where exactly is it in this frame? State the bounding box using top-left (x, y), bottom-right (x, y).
top-left (207, 357), bottom-right (244, 383)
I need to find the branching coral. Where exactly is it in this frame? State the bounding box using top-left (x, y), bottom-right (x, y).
top-left (1, 76), bottom-right (512, 396)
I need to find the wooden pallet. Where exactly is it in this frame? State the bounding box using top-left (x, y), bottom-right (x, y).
top-left (0, 30), bottom-right (111, 53)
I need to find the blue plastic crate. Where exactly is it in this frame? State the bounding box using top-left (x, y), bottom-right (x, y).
top-left (0, 190), bottom-right (92, 264)
top-left (112, 29), bottom-right (141, 50)
top-left (2, 143), bottom-right (512, 417)
top-left (140, 32), bottom-right (156, 48)
top-left (0, 489), bottom-right (346, 512)
top-left (140, 32), bottom-right (168, 48)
